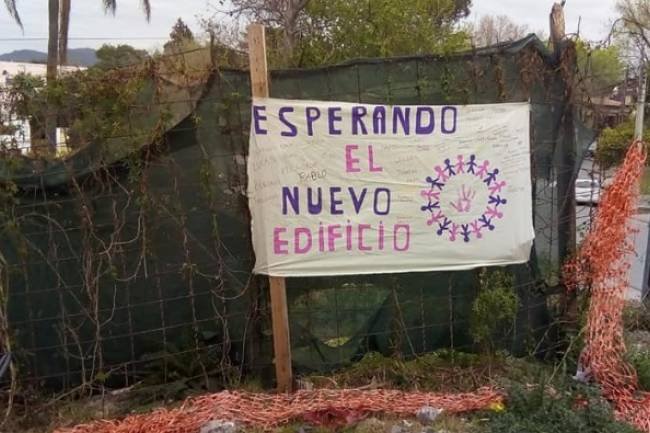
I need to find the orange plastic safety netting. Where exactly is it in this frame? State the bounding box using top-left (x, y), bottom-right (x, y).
top-left (565, 140), bottom-right (650, 432)
top-left (54, 387), bottom-right (502, 433)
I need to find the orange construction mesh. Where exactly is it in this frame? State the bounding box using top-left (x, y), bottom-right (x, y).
top-left (565, 140), bottom-right (650, 433)
top-left (54, 387), bottom-right (502, 433)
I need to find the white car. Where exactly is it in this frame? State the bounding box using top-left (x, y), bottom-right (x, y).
top-left (575, 178), bottom-right (601, 205)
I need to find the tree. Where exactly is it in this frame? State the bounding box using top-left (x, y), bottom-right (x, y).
top-left (164, 18), bottom-right (195, 51)
top-left (470, 15), bottom-right (528, 47)
top-left (169, 17), bottom-right (194, 43)
top-left (94, 44), bottom-right (148, 69)
top-left (616, 0), bottom-right (650, 56)
top-left (228, 0), bottom-right (310, 65)
top-left (4, 1), bottom-right (152, 153)
top-left (45, 0), bottom-right (60, 153)
top-left (297, 0), bottom-right (471, 66)
top-left (575, 40), bottom-right (624, 96)
top-left (226, 0), bottom-right (471, 67)
top-left (58, 0), bottom-right (71, 65)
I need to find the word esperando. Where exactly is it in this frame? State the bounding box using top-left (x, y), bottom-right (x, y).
top-left (252, 104), bottom-right (458, 137)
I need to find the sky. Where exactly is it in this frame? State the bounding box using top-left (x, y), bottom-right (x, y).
top-left (469, 0), bottom-right (620, 41)
top-left (0, 0), bottom-right (622, 54)
top-left (0, 0), bottom-right (212, 53)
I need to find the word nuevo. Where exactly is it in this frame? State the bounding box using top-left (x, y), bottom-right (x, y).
top-left (253, 104), bottom-right (458, 137)
top-left (282, 186), bottom-right (390, 215)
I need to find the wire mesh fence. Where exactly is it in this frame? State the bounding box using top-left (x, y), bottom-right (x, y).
top-left (0, 36), bottom-right (593, 394)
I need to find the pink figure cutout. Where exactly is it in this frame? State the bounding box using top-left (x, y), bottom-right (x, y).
top-left (485, 206), bottom-right (503, 219)
top-left (434, 165), bottom-right (449, 182)
top-left (470, 221), bottom-right (483, 238)
top-left (427, 210), bottom-right (444, 226)
top-left (455, 155), bottom-right (465, 174)
top-left (450, 185), bottom-right (476, 213)
top-left (449, 223), bottom-right (459, 241)
top-left (476, 160), bottom-right (490, 178)
top-left (421, 189), bottom-right (440, 201)
top-left (489, 180), bottom-right (506, 195)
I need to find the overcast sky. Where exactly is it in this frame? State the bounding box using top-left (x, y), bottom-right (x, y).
top-left (0, 0), bottom-right (620, 54)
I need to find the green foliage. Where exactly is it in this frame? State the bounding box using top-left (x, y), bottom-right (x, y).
top-left (597, 120), bottom-right (650, 168)
top-left (305, 350), bottom-right (509, 392)
top-left (4, 62), bottom-right (149, 155)
top-left (289, 0), bottom-right (471, 67)
top-left (94, 44), bottom-right (148, 69)
top-left (623, 302), bottom-right (650, 331)
top-left (488, 382), bottom-right (640, 433)
top-left (470, 268), bottom-right (518, 353)
top-left (575, 40), bottom-right (624, 96)
top-left (629, 349), bottom-right (650, 391)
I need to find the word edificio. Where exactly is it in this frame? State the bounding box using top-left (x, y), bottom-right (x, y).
top-left (273, 222), bottom-right (411, 254)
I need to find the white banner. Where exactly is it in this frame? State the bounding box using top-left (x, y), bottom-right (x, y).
top-left (247, 98), bottom-right (534, 277)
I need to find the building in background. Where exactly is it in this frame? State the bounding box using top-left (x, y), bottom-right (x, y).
top-left (0, 61), bottom-right (84, 155)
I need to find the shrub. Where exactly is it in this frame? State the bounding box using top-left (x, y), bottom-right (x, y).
top-left (487, 382), bottom-right (640, 433)
top-left (597, 120), bottom-right (650, 169)
top-left (470, 268), bottom-right (518, 353)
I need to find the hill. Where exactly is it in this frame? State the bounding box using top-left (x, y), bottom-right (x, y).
top-left (0, 48), bottom-right (97, 66)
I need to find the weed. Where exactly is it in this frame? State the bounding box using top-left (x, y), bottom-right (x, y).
top-left (628, 349), bottom-right (650, 391)
top-left (470, 269), bottom-right (518, 354)
top-left (486, 382), bottom-right (640, 433)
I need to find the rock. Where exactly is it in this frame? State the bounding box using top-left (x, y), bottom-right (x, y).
top-left (199, 420), bottom-right (238, 433)
top-left (416, 406), bottom-right (443, 425)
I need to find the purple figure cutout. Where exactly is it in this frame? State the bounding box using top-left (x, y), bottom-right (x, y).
top-left (479, 215), bottom-right (495, 230)
top-left (425, 176), bottom-right (445, 190)
top-left (488, 195), bottom-right (507, 207)
top-left (420, 201), bottom-right (440, 212)
top-left (444, 158), bottom-right (456, 176)
top-left (461, 224), bottom-right (471, 242)
top-left (437, 217), bottom-right (452, 235)
top-left (483, 168), bottom-right (500, 186)
top-left (467, 154), bottom-right (477, 174)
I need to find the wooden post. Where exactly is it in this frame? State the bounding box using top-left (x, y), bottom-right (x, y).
top-left (247, 23), bottom-right (293, 393)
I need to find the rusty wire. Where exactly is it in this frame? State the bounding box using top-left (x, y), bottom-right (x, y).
top-left (566, 139), bottom-right (650, 433)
